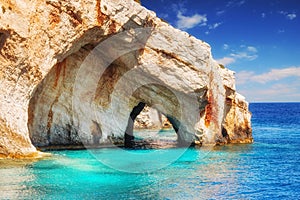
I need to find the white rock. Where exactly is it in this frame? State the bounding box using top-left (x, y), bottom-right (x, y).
top-left (0, 0), bottom-right (252, 158)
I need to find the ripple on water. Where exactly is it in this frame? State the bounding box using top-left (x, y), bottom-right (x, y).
top-left (0, 103), bottom-right (300, 199)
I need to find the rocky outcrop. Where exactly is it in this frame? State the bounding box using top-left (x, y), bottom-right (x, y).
top-left (0, 0), bottom-right (252, 158)
top-left (134, 106), bottom-right (172, 130)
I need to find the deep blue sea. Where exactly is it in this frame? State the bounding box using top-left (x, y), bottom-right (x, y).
top-left (1, 103), bottom-right (300, 199)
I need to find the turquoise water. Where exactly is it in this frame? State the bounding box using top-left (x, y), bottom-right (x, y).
top-left (1, 103), bottom-right (300, 199)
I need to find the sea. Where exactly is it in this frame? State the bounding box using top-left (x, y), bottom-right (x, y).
top-left (0, 103), bottom-right (299, 199)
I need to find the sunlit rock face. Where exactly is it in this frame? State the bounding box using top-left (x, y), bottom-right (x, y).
top-left (0, 0), bottom-right (252, 158)
top-left (134, 106), bottom-right (172, 130)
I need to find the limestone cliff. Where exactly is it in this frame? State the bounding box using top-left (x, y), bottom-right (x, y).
top-left (0, 0), bottom-right (252, 158)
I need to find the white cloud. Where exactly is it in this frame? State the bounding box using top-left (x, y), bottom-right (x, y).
top-left (176, 12), bottom-right (207, 30)
top-left (223, 44), bottom-right (229, 50)
top-left (287, 13), bottom-right (297, 20)
top-left (238, 82), bottom-right (300, 102)
top-left (208, 22), bottom-right (222, 30)
top-left (226, 0), bottom-right (246, 8)
top-left (231, 45), bottom-right (258, 60)
top-left (266, 83), bottom-right (299, 95)
top-left (215, 1), bottom-right (245, 17)
top-left (235, 71), bottom-right (255, 84)
top-left (252, 67), bottom-right (300, 83)
top-left (279, 11), bottom-right (287, 15)
top-left (171, 3), bottom-right (187, 13)
top-left (279, 11), bottom-right (297, 20)
top-left (238, 0), bottom-right (246, 6)
top-left (159, 13), bottom-right (169, 19)
top-left (236, 67), bottom-right (300, 84)
top-left (230, 52), bottom-right (258, 60)
top-left (247, 46), bottom-right (257, 53)
top-left (226, 1), bottom-right (234, 7)
top-left (216, 10), bottom-right (225, 16)
top-left (261, 13), bottom-right (266, 18)
top-left (237, 66), bottom-right (300, 102)
top-left (216, 45), bottom-right (258, 66)
top-left (216, 57), bottom-right (236, 65)
top-left (239, 84), bottom-right (300, 102)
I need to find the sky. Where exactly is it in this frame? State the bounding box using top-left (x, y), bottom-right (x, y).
top-left (141, 0), bottom-right (300, 102)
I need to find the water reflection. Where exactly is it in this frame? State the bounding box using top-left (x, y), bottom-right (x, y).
top-left (0, 144), bottom-right (257, 199)
top-left (151, 147), bottom-right (245, 199)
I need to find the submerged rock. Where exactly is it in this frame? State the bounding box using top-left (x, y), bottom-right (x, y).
top-left (0, 0), bottom-right (252, 158)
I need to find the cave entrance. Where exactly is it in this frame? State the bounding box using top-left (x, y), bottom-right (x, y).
top-left (124, 102), bottom-right (187, 148)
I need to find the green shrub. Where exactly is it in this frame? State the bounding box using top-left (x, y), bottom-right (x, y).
top-left (134, 0), bottom-right (141, 4)
top-left (219, 64), bottom-right (225, 69)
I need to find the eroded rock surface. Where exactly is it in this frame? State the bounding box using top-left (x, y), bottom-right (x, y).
top-left (134, 106), bottom-right (172, 130)
top-left (0, 0), bottom-right (252, 158)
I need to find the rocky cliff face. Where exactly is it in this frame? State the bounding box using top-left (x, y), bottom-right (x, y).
top-left (0, 0), bottom-right (252, 158)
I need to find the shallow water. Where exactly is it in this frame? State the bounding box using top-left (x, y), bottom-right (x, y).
top-left (0, 103), bottom-right (299, 199)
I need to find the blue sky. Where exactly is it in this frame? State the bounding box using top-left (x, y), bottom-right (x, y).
top-left (141, 0), bottom-right (300, 102)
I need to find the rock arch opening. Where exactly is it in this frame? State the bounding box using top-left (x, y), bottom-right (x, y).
top-left (0, 0), bottom-right (253, 158)
top-left (124, 101), bottom-right (193, 149)
top-left (27, 42), bottom-right (196, 149)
